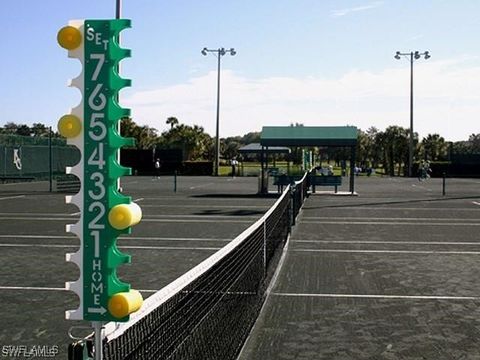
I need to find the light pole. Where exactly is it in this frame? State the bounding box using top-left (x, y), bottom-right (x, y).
top-left (395, 50), bottom-right (430, 177)
top-left (202, 47), bottom-right (236, 176)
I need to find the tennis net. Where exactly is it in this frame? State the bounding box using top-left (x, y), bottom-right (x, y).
top-left (69, 172), bottom-right (309, 360)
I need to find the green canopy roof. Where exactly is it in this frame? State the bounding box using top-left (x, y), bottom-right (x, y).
top-left (260, 126), bottom-right (358, 147)
top-left (238, 143), bottom-right (291, 154)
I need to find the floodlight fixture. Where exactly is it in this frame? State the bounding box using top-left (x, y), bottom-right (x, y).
top-left (393, 50), bottom-right (431, 177)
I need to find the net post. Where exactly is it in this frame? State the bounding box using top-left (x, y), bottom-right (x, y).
top-left (263, 220), bottom-right (267, 278)
top-left (289, 186), bottom-right (295, 226)
top-left (93, 322), bottom-right (103, 360)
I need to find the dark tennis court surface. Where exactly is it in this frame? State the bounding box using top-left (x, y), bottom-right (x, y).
top-left (0, 176), bottom-right (276, 359)
top-left (239, 176), bottom-right (480, 360)
top-left (1, 175), bottom-right (479, 359)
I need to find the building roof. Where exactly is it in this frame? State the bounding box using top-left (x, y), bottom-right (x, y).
top-left (260, 126), bottom-right (358, 147)
top-left (238, 143), bottom-right (291, 154)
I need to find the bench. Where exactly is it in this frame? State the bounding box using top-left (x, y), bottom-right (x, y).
top-left (267, 167), bottom-right (280, 176)
top-left (310, 175), bottom-right (342, 193)
top-left (273, 175), bottom-right (304, 193)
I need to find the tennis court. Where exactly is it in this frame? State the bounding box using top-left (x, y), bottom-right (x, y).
top-left (240, 176), bottom-right (480, 359)
top-left (1, 175), bottom-right (479, 359)
top-left (0, 175), bottom-right (278, 359)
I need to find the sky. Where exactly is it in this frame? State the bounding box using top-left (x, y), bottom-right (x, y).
top-left (1, 0), bottom-right (479, 141)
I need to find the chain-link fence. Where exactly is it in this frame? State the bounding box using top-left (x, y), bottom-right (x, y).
top-left (0, 134), bottom-right (79, 179)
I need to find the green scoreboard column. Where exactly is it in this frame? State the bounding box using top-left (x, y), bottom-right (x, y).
top-left (57, 19), bottom-right (143, 322)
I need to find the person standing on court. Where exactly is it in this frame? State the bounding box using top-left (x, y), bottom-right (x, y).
top-left (231, 158), bottom-right (238, 178)
top-left (154, 158), bottom-right (161, 179)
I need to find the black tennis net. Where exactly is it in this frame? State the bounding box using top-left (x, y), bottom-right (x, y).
top-left (69, 173), bottom-right (309, 360)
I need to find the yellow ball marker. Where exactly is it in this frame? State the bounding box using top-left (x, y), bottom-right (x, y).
top-left (108, 203), bottom-right (142, 230)
top-left (57, 26), bottom-right (82, 50)
top-left (58, 115), bottom-right (82, 138)
top-left (108, 290), bottom-right (143, 319)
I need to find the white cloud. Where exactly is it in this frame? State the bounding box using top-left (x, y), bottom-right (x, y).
top-left (124, 57), bottom-right (480, 142)
top-left (330, 1), bottom-right (383, 18)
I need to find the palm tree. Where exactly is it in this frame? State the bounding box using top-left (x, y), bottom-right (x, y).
top-left (166, 117), bottom-right (179, 129)
top-left (421, 134), bottom-right (447, 161)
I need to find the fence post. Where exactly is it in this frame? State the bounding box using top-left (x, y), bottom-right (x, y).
top-left (174, 170), bottom-right (177, 193)
top-left (49, 127), bottom-right (53, 192)
top-left (442, 172), bottom-right (446, 196)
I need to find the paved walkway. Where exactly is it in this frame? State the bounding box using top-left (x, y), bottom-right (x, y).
top-left (239, 177), bottom-right (480, 360)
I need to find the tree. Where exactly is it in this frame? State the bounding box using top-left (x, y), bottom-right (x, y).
top-left (166, 117), bottom-right (179, 129)
top-left (241, 132), bottom-right (261, 144)
top-left (31, 123), bottom-right (50, 137)
top-left (120, 117), bottom-right (158, 149)
top-left (159, 122), bottom-right (213, 161)
top-left (469, 133), bottom-right (480, 152)
top-left (365, 127), bottom-right (381, 168)
top-left (452, 133), bottom-right (480, 155)
top-left (2, 122), bottom-right (19, 134)
top-left (223, 140), bottom-right (240, 160)
top-left (356, 129), bottom-right (369, 168)
top-left (376, 126), bottom-right (410, 176)
top-left (421, 134), bottom-right (447, 161)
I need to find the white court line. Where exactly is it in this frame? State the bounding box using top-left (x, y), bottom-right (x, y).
top-left (0, 213), bottom-right (258, 220)
top-left (272, 293), bottom-right (480, 300)
top-left (0, 212), bottom-right (73, 217)
top-left (0, 285), bottom-right (159, 293)
top-left (189, 183), bottom-right (214, 190)
top-left (411, 184), bottom-right (432, 192)
top-left (141, 204), bottom-right (270, 209)
top-left (140, 196), bottom-right (269, 202)
top-left (0, 234), bottom-right (230, 242)
top-left (0, 286), bottom-right (65, 291)
top-left (0, 216), bottom-right (253, 223)
top-left (303, 216), bottom-right (479, 222)
top-left (140, 218), bottom-right (252, 223)
top-left (0, 195), bottom-right (26, 201)
top-left (0, 216), bottom-right (72, 221)
top-left (291, 249), bottom-right (480, 255)
top-left (134, 198), bottom-right (144, 202)
top-left (0, 243), bottom-right (221, 251)
top-left (0, 234), bottom-right (76, 239)
top-left (124, 236), bottom-right (229, 242)
top-left (473, 201), bottom-right (480, 206)
top-left (144, 214), bottom-right (258, 219)
top-left (310, 206), bottom-right (480, 211)
top-left (0, 244), bottom-right (72, 248)
top-left (302, 221), bottom-right (480, 226)
top-left (293, 240), bottom-right (480, 246)
top-left (122, 245), bottom-right (220, 251)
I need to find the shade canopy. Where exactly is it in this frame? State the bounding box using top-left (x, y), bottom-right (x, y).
top-left (260, 126), bottom-right (358, 147)
top-left (238, 143), bottom-right (291, 154)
